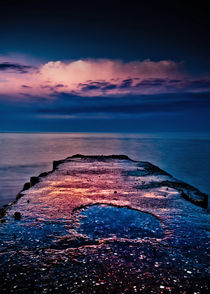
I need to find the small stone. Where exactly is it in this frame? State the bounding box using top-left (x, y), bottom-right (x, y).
top-left (14, 211), bottom-right (21, 220)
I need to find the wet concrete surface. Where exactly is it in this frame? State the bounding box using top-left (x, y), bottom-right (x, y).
top-left (76, 204), bottom-right (164, 240)
top-left (0, 154), bottom-right (209, 293)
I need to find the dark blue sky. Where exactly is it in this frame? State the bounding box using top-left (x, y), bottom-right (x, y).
top-left (0, 0), bottom-right (210, 132)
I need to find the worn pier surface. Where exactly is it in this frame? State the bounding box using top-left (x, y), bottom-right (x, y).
top-left (0, 155), bottom-right (209, 293)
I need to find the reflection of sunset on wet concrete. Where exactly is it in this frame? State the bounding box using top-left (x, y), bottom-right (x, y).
top-left (0, 155), bottom-right (209, 293)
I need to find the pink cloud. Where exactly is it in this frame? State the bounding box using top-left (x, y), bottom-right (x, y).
top-left (38, 59), bottom-right (185, 96)
top-left (2, 57), bottom-right (208, 100)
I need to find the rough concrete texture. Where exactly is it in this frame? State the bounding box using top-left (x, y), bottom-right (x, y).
top-left (0, 155), bottom-right (209, 293)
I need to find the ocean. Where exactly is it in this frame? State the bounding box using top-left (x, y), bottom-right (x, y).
top-left (0, 132), bottom-right (210, 207)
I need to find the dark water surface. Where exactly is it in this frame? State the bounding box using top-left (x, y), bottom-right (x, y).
top-left (0, 132), bottom-right (210, 206)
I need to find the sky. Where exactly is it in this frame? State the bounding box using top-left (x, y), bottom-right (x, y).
top-left (0, 0), bottom-right (210, 132)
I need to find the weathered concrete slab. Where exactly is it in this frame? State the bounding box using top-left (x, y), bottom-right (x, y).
top-left (0, 155), bottom-right (209, 293)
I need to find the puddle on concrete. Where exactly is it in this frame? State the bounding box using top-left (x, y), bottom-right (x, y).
top-left (76, 204), bottom-right (164, 240)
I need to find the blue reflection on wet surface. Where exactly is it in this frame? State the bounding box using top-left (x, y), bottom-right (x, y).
top-left (77, 205), bottom-right (164, 239)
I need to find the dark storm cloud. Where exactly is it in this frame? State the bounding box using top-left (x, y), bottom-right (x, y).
top-left (37, 91), bottom-right (210, 119)
top-left (81, 84), bottom-right (101, 91)
top-left (78, 78), bottom-right (179, 93)
top-left (39, 84), bottom-right (66, 92)
top-left (76, 78), bottom-right (210, 95)
top-left (38, 103), bottom-right (169, 116)
top-left (54, 84), bottom-right (65, 88)
top-left (21, 85), bottom-right (32, 88)
top-left (135, 79), bottom-right (167, 87)
top-left (186, 79), bottom-right (210, 89)
top-left (78, 78), bottom-right (173, 92)
top-left (119, 79), bottom-right (133, 88)
top-left (0, 62), bottom-right (36, 73)
top-left (79, 81), bottom-right (118, 91)
top-left (1, 90), bottom-right (210, 132)
top-left (102, 84), bottom-right (117, 90)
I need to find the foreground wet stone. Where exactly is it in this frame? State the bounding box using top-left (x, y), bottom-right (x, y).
top-left (0, 154), bottom-right (209, 293)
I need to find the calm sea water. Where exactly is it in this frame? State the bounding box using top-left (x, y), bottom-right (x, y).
top-left (0, 132), bottom-right (210, 207)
